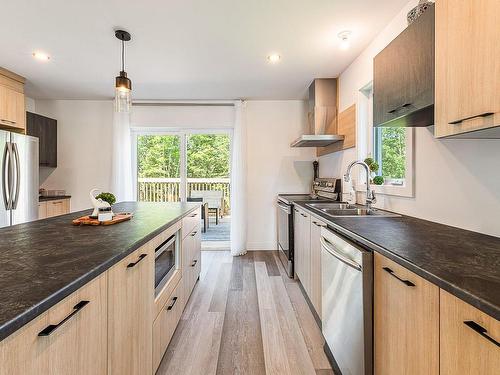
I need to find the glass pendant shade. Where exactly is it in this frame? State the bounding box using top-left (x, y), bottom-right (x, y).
top-left (115, 71), bottom-right (132, 112)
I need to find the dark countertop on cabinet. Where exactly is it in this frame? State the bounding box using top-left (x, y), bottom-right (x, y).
top-left (39, 195), bottom-right (72, 202)
top-left (0, 201), bottom-right (200, 342)
top-left (289, 198), bottom-right (500, 320)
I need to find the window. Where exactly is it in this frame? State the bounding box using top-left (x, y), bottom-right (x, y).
top-left (372, 126), bottom-right (414, 197)
top-left (356, 81), bottom-right (414, 198)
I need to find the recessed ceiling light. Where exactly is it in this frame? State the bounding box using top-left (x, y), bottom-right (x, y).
top-left (267, 54), bottom-right (281, 64)
top-left (32, 51), bottom-right (50, 61)
top-left (337, 31), bottom-right (352, 50)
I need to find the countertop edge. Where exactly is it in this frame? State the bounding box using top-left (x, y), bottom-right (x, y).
top-left (0, 203), bottom-right (200, 342)
top-left (293, 201), bottom-right (500, 321)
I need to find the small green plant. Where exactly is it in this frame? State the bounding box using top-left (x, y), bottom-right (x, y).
top-left (96, 192), bottom-right (116, 206)
top-left (373, 176), bottom-right (384, 185)
top-left (369, 162), bottom-right (379, 172)
top-left (364, 157), bottom-right (374, 166)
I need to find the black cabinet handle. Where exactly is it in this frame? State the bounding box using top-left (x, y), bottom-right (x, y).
top-left (449, 112), bottom-right (494, 125)
top-left (38, 300), bottom-right (89, 336)
top-left (191, 231), bottom-right (197, 237)
top-left (388, 103), bottom-right (412, 114)
top-left (127, 253), bottom-right (147, 268)
top-left (312, 221), bottom-right (326, 227)
top-left (189, 213), bottom-right (197, 217)
top-left (464, 321), bottom-right (500, 348)
top-left (166, 296), bottom-right (178, 311)
top-left (191, 259), bottom-right (198, 267)
top-left (383, 267), bottom-right (415, 287)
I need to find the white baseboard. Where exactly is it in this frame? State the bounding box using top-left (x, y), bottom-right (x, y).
top-left (246, 242), bottom-right (277, 251)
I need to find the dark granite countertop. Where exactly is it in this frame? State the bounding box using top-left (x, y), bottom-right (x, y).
top-left (290, 198), bottom-right (500, 320)
top-left (39, 195), bottom-right (72, 202)
top-left (0, 201), bottom-right (200, 342)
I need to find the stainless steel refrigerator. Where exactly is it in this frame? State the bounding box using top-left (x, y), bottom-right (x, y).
top-left (1, 129), bottom-right (39, 228)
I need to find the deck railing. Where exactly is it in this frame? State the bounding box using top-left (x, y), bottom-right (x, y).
top-left (138, 178), bottom-right (231, 213)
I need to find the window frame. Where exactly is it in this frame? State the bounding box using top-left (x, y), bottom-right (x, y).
top-left (130, 128), bottom-right (233, 202)
top-left (356, 82), bottom-right (415, 198)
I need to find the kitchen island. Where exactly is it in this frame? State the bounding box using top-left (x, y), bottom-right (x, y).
top-left (0, 201), bottom-right (202, 375)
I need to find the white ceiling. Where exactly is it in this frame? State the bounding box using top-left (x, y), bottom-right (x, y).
top-left (0, 0), bottom-right (409, 100)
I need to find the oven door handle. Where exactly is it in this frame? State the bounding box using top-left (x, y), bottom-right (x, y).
top-left (155, 236), bottom-right (176, 259)
top-left (320, 236), bottom-right (362, 272)
top-left (277, 201), bottom-right (291, 214)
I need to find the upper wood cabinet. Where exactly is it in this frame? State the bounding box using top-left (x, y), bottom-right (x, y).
top-left (373, 4), bottom-right (434, 128)
top-left (374, 253), bottom-right (439, 375)
top-left (107, 244), bottom-right (154, 375)
top-left (26, 112), bottom-right (57, 167)
top-left (0, 68), bottom-right (26, 132)
top-left (440, 290), bottom-right (500, 375)
top-left (0, 273), bottom-right (108, 375)
top-left (435, 0), bottom-right (500, 137)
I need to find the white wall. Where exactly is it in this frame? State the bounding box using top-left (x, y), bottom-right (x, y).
top-left (319, 0), bottom-right (500, 237)
top-left (34, 100), bottom-right (114, 211)
top-left (245, 101), bottom-right (316, 249)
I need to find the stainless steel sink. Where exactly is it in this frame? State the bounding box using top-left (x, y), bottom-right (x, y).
top-left (305, 202), bottom-right (401, 218)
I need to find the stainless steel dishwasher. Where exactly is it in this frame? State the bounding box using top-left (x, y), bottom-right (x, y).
top-left (321, 226), bottom-right (373, 375)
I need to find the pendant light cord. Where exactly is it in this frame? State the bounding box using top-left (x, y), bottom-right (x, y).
top-left (121, 39), bottom-right (125, 72)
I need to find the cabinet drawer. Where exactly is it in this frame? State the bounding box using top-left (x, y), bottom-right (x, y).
top-left (152, 277), bottom-right (184, 372)
top-left (0, 273), bottom-right (107, 375)
top-left (38, 202), bottom-right (47, 219)
top-left (374, 253), bottom-right (439, 375)
top-left (440, 290), bottom-right (500, 375)
top-left (182, 207), bottom-right (201, 238)
top-left (46, 199), bottom-right (70, 218)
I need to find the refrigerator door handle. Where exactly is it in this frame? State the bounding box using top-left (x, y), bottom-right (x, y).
top-left (12, 143), bottom-right (20, 209)
top-left (2, 143), bottom-right (10, 209)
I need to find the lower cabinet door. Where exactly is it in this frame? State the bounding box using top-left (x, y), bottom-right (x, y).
top-left (0, 273), bottom-right (108, 375)
top-left (310, 217), bottom-right (326, 318)
top-left (152, 278), bottom-right (184, 372)
top-left (440, 290), bottom-right (500, 375)
top-left (374, 253), bottom-right (439, 375)
top-left (190, 228), bottom-right (201, 288)
top-left (108, 245), bottom-right (154, 375)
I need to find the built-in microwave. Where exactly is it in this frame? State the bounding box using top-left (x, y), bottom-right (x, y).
top-left (155, 230), bottom-right (180, 295)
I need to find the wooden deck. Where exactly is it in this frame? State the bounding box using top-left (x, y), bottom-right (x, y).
top-left (156, 251), bottom-right (334, 375)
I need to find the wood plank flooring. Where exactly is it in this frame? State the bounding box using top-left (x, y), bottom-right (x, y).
top-left (156, 251), bottom-right (334, 375)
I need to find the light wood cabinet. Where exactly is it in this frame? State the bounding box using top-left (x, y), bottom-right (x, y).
top-left (0, 68), bottom-right (26, 132)
top-left (440, 290), bottom-right (500, 375)
top-left (374, 253), bottom-right (439, 375)
top-left (0, 273), bottom-right (108, 375)
top-left (39, 198), bottom-right (71, 219)
top-left (294, 207), bottom-right (311, 295)
top-left (152, 277), bottom-right (184, 372)
top-left (107, 244), bottom-right (154, 375)
top-left (182, 224), bottom-right (201, 301)
top-left (309, 217), bottom-right (326, 318)
top-left (435, 0), bottom-right (500, 137)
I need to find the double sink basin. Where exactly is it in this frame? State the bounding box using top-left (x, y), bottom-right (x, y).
top-left (305, 202), bottom-right (401, 218)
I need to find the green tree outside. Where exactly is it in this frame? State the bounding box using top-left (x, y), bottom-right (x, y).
top-left (378, 127), bottom-right (406, 179)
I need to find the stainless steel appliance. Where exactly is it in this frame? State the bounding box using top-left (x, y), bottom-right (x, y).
top-left (1, 130), bottom-right (39, 228)
top-left (277, 178), bottom-right (341, 278)
top-left (154, 230), bottom-right (180, 295)
top-left (321, 226), bottom-right (373, 375)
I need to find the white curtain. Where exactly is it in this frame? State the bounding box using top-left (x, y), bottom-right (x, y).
top-left (230, 100), bottom-right (248, 256)
top-left (111, 111), bottom-right (134, 202)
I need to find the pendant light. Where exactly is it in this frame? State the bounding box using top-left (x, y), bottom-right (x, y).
top-left (114, 30), bottom-right (132, 112)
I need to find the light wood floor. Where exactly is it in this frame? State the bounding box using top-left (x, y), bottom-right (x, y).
top-left (156, 251), bottom-right (334, 375)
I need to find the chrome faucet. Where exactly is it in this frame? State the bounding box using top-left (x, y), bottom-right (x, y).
top-left (343, 160), bottom-right (376, 210)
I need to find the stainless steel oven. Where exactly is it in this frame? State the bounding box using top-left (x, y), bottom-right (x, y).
top-left (155, 230), bottom-right (180, 295)
top-left (277, 198), bottom-right (294, 277)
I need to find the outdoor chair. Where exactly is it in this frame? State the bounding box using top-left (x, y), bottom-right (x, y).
top-left (187, 197), bottom-right (209, 233)
top-left (190, 190), bottom-right (224, 225)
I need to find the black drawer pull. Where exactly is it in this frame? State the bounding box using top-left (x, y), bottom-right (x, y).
top-left (464, 321), bottom-right (500, 348)
top-left (127, 253), bottom-right (147, 268)
top-left (191, 259), bottom-right (198, 267)
top-left (383, 267), bottom-right (415, 287)
top-left (191, 231), bottom-right (197, 237)
top-left (312, 221), bottom-right (325, 227)
top-left (167, 296), bottom-right (178, 311)
top-left (38, 300), bottom-right (89, 336)
top-left (189, 213), bottom-right (197, 217)
top-left (449, 112), bottom-right (494, 125)
top-left (388, 103), bottom-right (412, 114)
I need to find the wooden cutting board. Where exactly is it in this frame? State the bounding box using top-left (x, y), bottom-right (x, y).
top-left (72, 212), bottom-right (133, 226)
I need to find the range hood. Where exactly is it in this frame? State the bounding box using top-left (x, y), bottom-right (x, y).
top-left (291, 78), bottom-right (345, 147)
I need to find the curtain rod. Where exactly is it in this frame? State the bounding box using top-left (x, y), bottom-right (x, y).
top-left (132, 101), bottom-right (237, 107)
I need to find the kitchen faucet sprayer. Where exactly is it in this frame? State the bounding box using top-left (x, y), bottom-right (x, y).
top-left (344, 160), bottom-right (376, 210)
